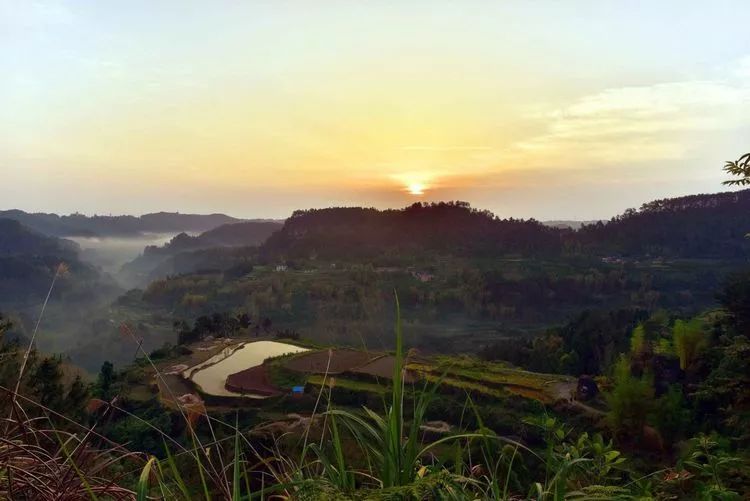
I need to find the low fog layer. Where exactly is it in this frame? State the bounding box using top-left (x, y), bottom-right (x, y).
top-left (69, 233), bottom-right (185, 275)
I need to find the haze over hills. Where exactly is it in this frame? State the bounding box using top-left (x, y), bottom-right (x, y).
top-left (119, 220), bottom-right (284, 287)
top-left (2, 185), bottom-right (750, 499)
top-left (260, 190), bottom-right (750, 262)
top-left (0, 209), bottom-right (284, 277)
top-left (543, 220), bottom-right (602, 230)
top-left (0, 209), bottom-right (249, 237)
top-left (92, 188), bottom-right (741, 368)
top-left (4, 2), bottom-right (750, 496)
top-left (147, 221), bottom-right (285, 254)
top-left (0, 218), bottom-right (120, 341)
top-left (1, 187), bottom-right (748, 370)
top-left (0, 218), bottom-right (79, 258)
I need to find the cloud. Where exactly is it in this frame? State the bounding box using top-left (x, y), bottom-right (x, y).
top-left (515, 67), bottom-right (750, 165)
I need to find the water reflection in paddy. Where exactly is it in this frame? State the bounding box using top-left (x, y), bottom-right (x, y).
top-left (185, 341), bottom-right (308, 397)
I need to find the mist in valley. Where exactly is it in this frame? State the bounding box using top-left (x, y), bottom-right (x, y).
top-left (68, 233), bottom-right (183, 276)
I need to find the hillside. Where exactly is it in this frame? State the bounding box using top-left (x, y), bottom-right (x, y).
top-left (261, 201), bottom-right (564, 260)
top-left (146, 221), bottom-right (282, 255)
top-left (124, 191), bottom-right (749, 357)
top-left (260, 191), bottom-right (750, 261)
top-left (0, 218), bottom-right (79, 258)
top-left (119, 221), bottom-right (282, 287)
top-left (2, 194), bottom-right (750, 496)
top-left (576, 189), bottom-right (750, 258)
top-left (0, 218), bottom-right (125, 359)
top-left (0, 209), bottom-right (247, 237)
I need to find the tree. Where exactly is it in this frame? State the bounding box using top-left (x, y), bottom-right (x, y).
top-left (0, 314), bottom-right (10, 336)
top-left (724, 152), bottom-right (750, 242)
top-left (30, 357), bottom-right (64, 409)
top-left (672, 318), bottom-right (708, 371)
top-left (723, 153), bottom-right (750, 186)
top-left (66, 375), bottom-right (89, 419)
top-left (650, 384), bottom-right (691, 443)
top-left (717, 272), bottom-right (750, 333)
top-left (694, 336), bottom-right (750, 443)
top-left (630, 324), bottom-right (647, 356)
top-left (96, 361), bottom-right (115, 400)
top-left (606, 355), bottom-right (655, 435)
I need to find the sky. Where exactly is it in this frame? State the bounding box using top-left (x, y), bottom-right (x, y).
top-left (2, 1), bottom-right (750, 220)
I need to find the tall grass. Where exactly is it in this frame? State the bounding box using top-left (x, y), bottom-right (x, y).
top-left (251, 294), bottom-right (528, 499)
top-left (2, 284), bottom-right (648, 500)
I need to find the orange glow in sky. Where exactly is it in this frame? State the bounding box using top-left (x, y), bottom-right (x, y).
top-left (407, 182), bottom-right (426, 196)
top-left (2, 1), bottom-right (749, 219)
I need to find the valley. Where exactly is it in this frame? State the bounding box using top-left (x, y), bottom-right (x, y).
top-left (1, 189), bottom-right (749, 498)
top-left (5, 5), bottom-right (750, 496)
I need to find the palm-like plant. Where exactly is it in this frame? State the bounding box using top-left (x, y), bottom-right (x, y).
top-left (723, 153), bottom-right (750, 186)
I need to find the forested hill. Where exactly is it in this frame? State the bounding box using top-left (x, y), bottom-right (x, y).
top-left (261, 191), bottom-right (750, 260)
top-left (0, 219), bottom-right (118, 305)
top-left (118, 221), bottom-right (283, 287)
top-left (261, 201), bottom-right (564, 259)
top-left (0, 218), bottom-right (79, 258)
top-left (576, 189), bottom-right (750, 258)
top-left (144, 221), bottom-right (283, 257)
top-left (0, 210), bottom-right (246, 237)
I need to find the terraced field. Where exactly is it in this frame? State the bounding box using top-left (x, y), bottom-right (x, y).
top-left (283, 349), bottom-right (377, 374)
top-left (152, 341), bottom-right (579, 415)
top-left (408, 356), bottom-right (575, 403)
top-left (307, 374), bottom-right (387, 395)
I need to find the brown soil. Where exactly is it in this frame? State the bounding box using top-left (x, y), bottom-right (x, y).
top-left (351, 355), bottom-right (417, 383)
top-left (283, 349), bottom-right (378, 374)
top-left (225, 365), bottom-right (281, 397)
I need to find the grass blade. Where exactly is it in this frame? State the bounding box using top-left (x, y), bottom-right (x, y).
top-left (137, 456), bottom-right (156, 501)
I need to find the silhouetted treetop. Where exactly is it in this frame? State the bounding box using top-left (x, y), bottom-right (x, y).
top-left (267, 191), bottom-right (750, 260)
top-left (265, 201), bottom-right (564, 259)
top-left (575, 189), bottom-right (750, 258)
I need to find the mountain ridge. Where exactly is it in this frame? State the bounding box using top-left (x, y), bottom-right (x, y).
top-left (0, 210), bottom-right (253, 238)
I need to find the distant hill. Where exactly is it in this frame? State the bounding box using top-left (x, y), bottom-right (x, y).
top-left (543, 220), bottom-right (602, 230)
top-left (0, 218), bottom-right (79, 258)
top-left (0, 219), bottom-right (119, 307)
top-left (261, 201), bottom-right (563, 260)
top-left (145, 221), bottom-right (283, 256)
top-left (0, 210), bottom-right (247, 237)
top-left (109, 190), bottom-right (749, 366)
top-left (260, 192), bottom-right (750, 261)
top-left (119, 221), bottom-right (283, 286)
top-left (576, 189), bottom-right (750, 258)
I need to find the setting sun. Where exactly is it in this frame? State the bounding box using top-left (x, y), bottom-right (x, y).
top-left (2, 2), bottom-right (750, 497)
top-left (392, 172), bottom-right (434, 197)
top-left (407, 182), bottom-right (426, 196)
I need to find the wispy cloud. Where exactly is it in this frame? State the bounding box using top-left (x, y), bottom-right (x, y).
top-left (516, 65), bottom-right (750, 165)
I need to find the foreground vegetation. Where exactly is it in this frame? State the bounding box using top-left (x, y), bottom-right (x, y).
top-left (2, 279), bottom-right (749, 499)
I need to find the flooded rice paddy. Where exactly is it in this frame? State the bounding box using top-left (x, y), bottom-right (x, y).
top-left (185, 340), bottom-right (308, 397)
